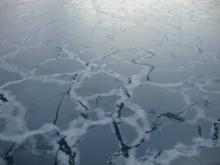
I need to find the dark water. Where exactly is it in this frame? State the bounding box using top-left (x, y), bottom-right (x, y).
top-left (0, 0), bottom-right (220, 165)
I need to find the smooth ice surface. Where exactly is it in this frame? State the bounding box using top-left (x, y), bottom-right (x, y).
top-left (0, 0), bottom-right (220, 165)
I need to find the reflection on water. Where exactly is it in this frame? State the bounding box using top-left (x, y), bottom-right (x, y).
top-left (0, 0), bottom-right (220, 164)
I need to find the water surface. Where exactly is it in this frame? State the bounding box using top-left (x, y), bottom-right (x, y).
top-left (0, 0), bottom-right (220, 165)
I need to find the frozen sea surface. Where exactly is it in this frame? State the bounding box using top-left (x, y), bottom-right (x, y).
top-left (0, 0), bottom-right (220, 165)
